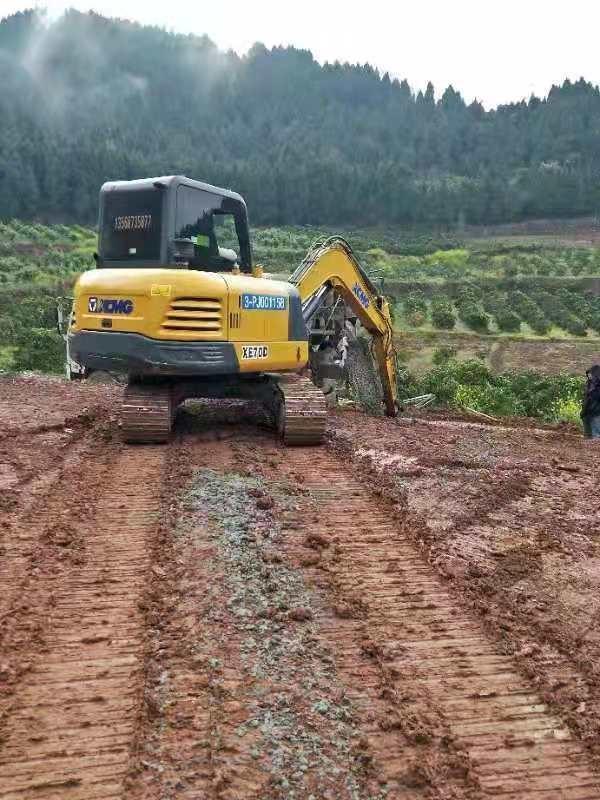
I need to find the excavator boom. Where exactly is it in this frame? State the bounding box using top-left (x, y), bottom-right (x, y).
top-left (292, 237), bottom-right (398, 416)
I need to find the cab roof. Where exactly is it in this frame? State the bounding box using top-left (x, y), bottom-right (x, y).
top-left (100, 175), bottom-right (247, 208)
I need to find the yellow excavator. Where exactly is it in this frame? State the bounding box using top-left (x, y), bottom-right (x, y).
top-left (67, 175), bottom-right (398, 443)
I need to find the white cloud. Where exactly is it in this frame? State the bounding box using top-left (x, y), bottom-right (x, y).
top-left (1, 0), bottom-right (599, 108)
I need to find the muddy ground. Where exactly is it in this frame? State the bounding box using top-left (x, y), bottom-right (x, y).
top-left (0, 374), bottom-right (599, 800)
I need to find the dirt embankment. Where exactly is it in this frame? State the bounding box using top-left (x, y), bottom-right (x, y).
top-left (0, 375), bottom-right (599, 799)
top-left (397, 330), bottom-right (600, 375)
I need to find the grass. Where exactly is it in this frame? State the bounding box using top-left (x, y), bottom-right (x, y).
top-left (0, 346), bottom-right (15, 371)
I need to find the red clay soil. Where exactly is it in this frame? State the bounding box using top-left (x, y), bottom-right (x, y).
top-left (0, 378), bottom-right (165, 799)
top-left (0, 374), bottom-right (118, 436)
top-left (330, 410), bottom-right (600, 767)
top-left (0, 376), bottom-right (599, 799)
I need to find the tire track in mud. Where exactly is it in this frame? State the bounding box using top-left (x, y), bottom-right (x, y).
top-left (131, 424), bottom-right (600, 799)
top-left (0, 431), bottom-right (95, 619)
top-left (131, 431), bottom-right (381, 800)
top-left (448, 467), bottom-right (600, 761)
top-left (335, 424), bottom-right (600, 763)
top-left (0, 431), bottom-right (117, 718)
top-left (0, 446), bottom-right (165, 800)
top-left (267, 447), bottom-right (600, 800)
top-left (2, 402), bottom-right (597, 798)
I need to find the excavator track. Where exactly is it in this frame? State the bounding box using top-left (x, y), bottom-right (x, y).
top-left (276, 374), bottom-right (327, 445)
top-left (122, 382), bottom-right (174, 443)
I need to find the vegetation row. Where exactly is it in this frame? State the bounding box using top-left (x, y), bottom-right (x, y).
top-left (399, 285), bottom-right (600, 337)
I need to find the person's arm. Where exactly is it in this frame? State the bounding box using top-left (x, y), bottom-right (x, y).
top-left (581, 382), bottom-right (590, 418)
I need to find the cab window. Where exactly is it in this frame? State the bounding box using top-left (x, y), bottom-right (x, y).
top-left (101, 188), bottom-right (162, 262)
top-left (174, 186), bottom-right (241, 271)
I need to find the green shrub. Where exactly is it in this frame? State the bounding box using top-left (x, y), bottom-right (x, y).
top-left (403, 290), bottom-right (428, 316)
top-left (550, 397), bottom-right (582, 426)
top-left (431, 296), bottom-right (456, 329)
top-left (501, 372), bottom-right (583, 420)
top-left (451, 359), bottom-right (493, 385)
top-left (508, 291), bottom-right (549, 335)
top-left (416, 363), bottom-right (460, 404)
top-left (495, 309), bottom-right (521, 332)
top-left (564, 318), bottom-right (588, 337)
top-left (532, 289), bottom-right (588, 336)
top-left (403, 360), bottom-right (584, 422)
top-left (432, 346), bottom-right (457, 365)
top-left (558, 288), bottom-right (592, 325)
top-left (589, 312), bottom-right (600, 335)
top-left (481, 290), bottom-right (521, 331)
top-left (0, 295), bottom-right (56, 342)
top-left (456, 282), bottom-right (483, 304)
top-left (457, 301), bottom-right (489, 333)
top-left (454, 283), bottom-right (489, 332)
top-left (12, 328), bottom-right (65, 373)
top-left (425, 249), bottom-right (470, 269)
top-left (454, 382), bottom-right (521, 417)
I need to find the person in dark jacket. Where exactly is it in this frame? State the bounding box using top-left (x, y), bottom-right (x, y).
top-left (581, 364), bottom-right (600, 438)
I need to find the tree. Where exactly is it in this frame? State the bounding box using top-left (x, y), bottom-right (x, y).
top-left (2, 11), bottom-right (600, 228)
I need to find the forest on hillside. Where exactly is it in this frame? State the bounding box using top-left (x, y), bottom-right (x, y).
top-left (2, 9), bottom-right (600, 227)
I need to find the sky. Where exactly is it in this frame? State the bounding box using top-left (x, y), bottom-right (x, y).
top-left (2, 0), bottom-right (600, 108)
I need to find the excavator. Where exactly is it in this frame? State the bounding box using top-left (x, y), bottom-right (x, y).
top-left (66, 175), bottom-right (398, 443)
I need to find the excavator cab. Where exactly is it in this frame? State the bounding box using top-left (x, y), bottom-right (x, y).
top-left (97, 175), bottom-right (252, 273)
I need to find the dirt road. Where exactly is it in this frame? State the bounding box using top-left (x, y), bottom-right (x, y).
top-left (0, 376), bottom-right (599, 799)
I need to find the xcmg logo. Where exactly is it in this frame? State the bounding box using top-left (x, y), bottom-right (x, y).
top-left (352, 283), bottom-right (370, 309)
top-left (88, 297), bottom-right (134, 314)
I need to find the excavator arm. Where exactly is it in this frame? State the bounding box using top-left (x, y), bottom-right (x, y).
top-left (290, 237), bottom-right (398, 417)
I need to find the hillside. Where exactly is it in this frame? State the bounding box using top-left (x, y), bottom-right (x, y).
top-left (1, 219), bottom-right (598, 423)
top-left (3, 10), bottom-right (600, 227)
